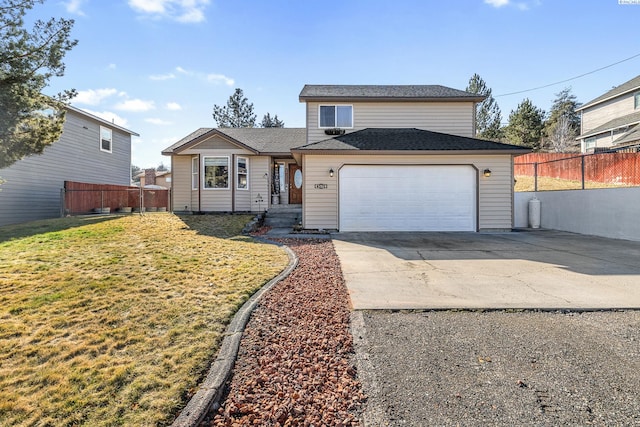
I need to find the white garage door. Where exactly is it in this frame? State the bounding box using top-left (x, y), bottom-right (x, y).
top-left (339, 165), bottom-right (476, 232)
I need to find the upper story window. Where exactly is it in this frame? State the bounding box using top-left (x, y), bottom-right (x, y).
top-left (192, 157), bottom-right (199, 190)
top-left (635, 91), bottom-right (640, 110)
top-left (100, 126), bottom-right (112, 153)
top-left (237, 157), bottom-right (248, 190)
top-left (585, 137), bottom-right (596, 150)
top-left (204, 156), bottom-right (229, 189)
top-left (319, 105), bottom-right (353, 128)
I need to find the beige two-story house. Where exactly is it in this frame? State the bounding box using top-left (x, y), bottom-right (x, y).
top-left (162, 84), bottom-right (529, 232)
top-left (577, 74), bottom-right (640, 153)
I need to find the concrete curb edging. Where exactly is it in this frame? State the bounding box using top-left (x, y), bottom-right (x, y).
top-left (171, 239), bottom-right (298, 427)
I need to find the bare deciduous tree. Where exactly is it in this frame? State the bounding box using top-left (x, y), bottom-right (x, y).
top-left (547, 115), bottom-right (576, 152)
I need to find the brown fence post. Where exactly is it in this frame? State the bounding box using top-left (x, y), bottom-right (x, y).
top-left (534, 162), bottom-right (538, 192)
top-left (60, 188), bottom-right (65, 218)
top-left (581, 155), bottom-right (585, 190)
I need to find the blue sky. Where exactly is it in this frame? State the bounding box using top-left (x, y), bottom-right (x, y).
top-left (30, 0), bottom-right (640, 169)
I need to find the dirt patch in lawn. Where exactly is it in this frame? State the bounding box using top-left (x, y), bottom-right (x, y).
top-left (0, 214), bottom-right (288, 426)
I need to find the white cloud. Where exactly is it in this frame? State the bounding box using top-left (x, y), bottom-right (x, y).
top-left (107, 63), bottom-right (117, 70)
top-left (207, 73), bottom-right (235, 86)
top-left (166, 102), bottom-right (182, 110)
top-left (150, 72), bottom-right (176, 81)
top-left (81, 109), bottom-right (129, 128)
top-left (176, 66), bottom-right (191, 75)
top-left (128, 0), bottom-right (210, 23)
top-left (484, 0), bottom-right (509, 7)
top-left (74, 88), bottom-right (118, 106)
top-left (145, 118), bottom-right (173, 125)
top-left (128, 0), bottom-right (165, 13)
top-left (114, 99), bottom-right (156, 112)
top-left (484, 0), bottom-right (540, 9)
top-left (64, 0), bottom-right (86, 15)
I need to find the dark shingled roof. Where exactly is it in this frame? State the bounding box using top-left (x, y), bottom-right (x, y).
top-left (299, 85), bottom-right (484, 101)
top-left (162, 128), bottom-right (306, 155)
top-left (293, 128), bottom-right (530, 152)
top-left (579, 110), bottom-right (640, 138)
top-left (578, 75), bottom-right (640, 111)
top-left (612, 124), bottom-right (640, 146)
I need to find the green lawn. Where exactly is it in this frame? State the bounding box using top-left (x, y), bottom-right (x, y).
top-left (0, 213), bottom-right (288, 426)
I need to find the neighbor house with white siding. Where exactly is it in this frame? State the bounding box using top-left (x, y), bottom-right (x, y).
top-left (0, 105), bottom-right (138, 226)
top-left (162, 84), bottom-right (529, 232)
top-left (577, 74), bottom-right (640, 153)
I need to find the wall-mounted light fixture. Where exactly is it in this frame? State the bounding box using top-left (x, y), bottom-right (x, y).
top-left (263, 172), bottom-right (268, 179)
top-left (483, 169), bottom-right (492, 178)
top-left (329, 168), bottom-right (334, 177)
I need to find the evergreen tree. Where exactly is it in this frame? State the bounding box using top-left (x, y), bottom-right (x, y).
top-left (261, 113), bottom-right (285, 128)
top-left (0, 0), bottom-right (77, 170)
top-left (212, 88), bottom-right (256, 128)
top-left (505, 99), bottom-right (545, 150)
top-left (543, 87), bottom-right (581, 151)
top-left (466, 74), bottom-right (503, 140)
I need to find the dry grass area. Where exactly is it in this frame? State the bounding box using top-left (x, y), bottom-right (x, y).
top-left (0, 213), bottom-right (288, 426)
top-left (514, 175), bottom-right (631, 192)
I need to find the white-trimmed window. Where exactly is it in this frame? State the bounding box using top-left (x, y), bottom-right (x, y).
top-left (204, 156), bottom-right (229, 189)
top-left (191, 157), bottom-right (199, 190)
top-left (100, 126), bottom-right (112, 153)
top-left (237, 157), bottom-right (248, 190)
top-left (319, 105), bottom-right (353, 128)
top-left (635, 91), bottom-right (640, 110)
top-left (585, 137), bottom-right (597, 149)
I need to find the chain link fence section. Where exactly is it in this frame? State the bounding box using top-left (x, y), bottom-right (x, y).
top-left (514, 153), bottom-right (640, 192)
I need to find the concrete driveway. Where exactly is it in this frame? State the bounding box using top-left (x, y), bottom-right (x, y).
top-left (332, 230), bottom-right (640, 310)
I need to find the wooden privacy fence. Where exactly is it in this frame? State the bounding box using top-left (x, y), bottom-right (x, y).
top-left (63, 181), bottom-right (170, 216)
top-left (514, 152), bottom-right (640, 190)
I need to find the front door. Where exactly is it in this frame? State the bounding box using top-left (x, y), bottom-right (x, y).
top-left (289, 164), bottom-right (302, 204)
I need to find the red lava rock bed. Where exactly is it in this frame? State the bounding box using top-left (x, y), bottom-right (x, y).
top-left (203, 239), bottom-right (366, 426)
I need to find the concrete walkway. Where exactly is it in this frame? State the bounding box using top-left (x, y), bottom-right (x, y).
top-left (332, 230), bottom-right (640, 310)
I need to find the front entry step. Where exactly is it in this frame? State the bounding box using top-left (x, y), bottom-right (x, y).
top-left (265, 204), bottom-right (301, 228)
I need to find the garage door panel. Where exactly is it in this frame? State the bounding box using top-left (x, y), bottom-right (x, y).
top-left (339, 165), bottom-right (476, 232)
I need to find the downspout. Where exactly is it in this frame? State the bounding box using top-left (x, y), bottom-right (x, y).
top-left (170, 155), bottom-right (174, 212)
top-left (231, 154), bottom-right (236, 212)
top-left (472, 102), bottom-right (477, 137)
top-left (198, 154), bottom-right (202, 212)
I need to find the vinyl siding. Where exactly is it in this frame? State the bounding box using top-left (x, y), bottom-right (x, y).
top-left (248, 156), bottom-right (270, 212)
top-left (306, 101), bottom-right (475, 144)
top-left (582, 92), bottom-right (638, 132)
top-left (171, 155), bottom-right (193, 211)
top-left (302, 154), bottom-right (514, 231)
top-left (170, 154), bottom-right (271, 212)
top-left (0, 110), bottom-right (132, 226)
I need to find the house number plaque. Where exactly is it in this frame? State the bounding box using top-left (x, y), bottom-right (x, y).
top-left (314, 183), bottom-right (328, 189)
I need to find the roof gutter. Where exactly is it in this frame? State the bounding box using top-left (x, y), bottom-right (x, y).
top-left (298, 96), bottom-right (485, 103)
top-left (167, 129), bottom-right (260, 155)
top-left (290, 148), bottom-right (532, 156)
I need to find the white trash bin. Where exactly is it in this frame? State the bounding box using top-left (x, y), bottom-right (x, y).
top-left (528, 197), bottom-right (541, 229)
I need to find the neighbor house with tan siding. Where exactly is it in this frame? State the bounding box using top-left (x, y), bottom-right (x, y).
top-left (163, 84), bottom-right (529, 232)
top-left (577, 74), bottom-right (640, 153)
